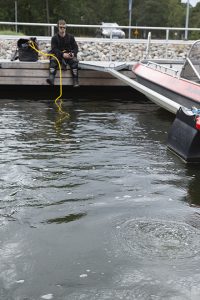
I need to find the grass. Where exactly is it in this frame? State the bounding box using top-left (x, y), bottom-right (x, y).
top-left (0, 30), bottom-right (24, 35)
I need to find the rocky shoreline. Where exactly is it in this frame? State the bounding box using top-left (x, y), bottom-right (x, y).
top-left (0, 38), bottom-right (192, 61)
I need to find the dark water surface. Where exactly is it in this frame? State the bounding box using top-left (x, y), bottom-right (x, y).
top-left (1, 94), bottom-right (200, 300)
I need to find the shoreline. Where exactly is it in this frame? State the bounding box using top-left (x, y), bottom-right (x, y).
top-left (0, 37), bottom-right (192, 61)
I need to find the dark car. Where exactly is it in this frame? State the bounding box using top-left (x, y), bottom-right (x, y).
top-left (96, 22), bottom-right (125, 39)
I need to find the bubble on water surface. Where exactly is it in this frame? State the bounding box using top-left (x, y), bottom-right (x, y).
top-left (40, 294), bottom-right (53, 300)
top-left (15, 279), bottom-right (24, 284)
top-left (66, 287), bottom-right (187, 300)
top-left (80, 274), bottom-right (88, 278)
top-left (66, 270), bottom-right (200, 300)
top-left (115, 218), bottom-right (200, 260)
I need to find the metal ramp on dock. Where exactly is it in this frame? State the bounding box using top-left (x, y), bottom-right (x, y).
top-left (79, 61), bottom-right (180, 114)
top-left (108, 68), bottom-right (181, 115)
top-left (79, 61), bottom-right (128, 71)
top-left (79, 60), bottom-right (181, 115)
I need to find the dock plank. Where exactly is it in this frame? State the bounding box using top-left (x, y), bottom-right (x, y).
top-left (0, 59), bottom-right (135, 86)
top-left (0, 60), bottom-right (49, 69)
top-left (0, 69), bottom-right (133, 79)
top-left (0, 77), bottom-right (129, 86)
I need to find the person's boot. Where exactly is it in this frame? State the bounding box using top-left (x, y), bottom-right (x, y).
top-left (71, 68), bottom-right (79, 87)
top-left (73, 77), bottom-right (79, 87)
top-left (46, 74), bottom-right (55, 85)
top-left (46, 68), bottom-right (56, 85)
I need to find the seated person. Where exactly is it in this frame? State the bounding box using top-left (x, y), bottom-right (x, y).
top-left (47, 19), bottom-right (79, 87)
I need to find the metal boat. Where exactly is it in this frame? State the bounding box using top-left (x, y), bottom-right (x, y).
top-left (133, 40), bottom-right (200, 110)
top-left (132, 41), bottom-right (200, 163)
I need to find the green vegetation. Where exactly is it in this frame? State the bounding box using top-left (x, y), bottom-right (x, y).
top-left (0, 0), bottom-right (200, 39)
top-left (0, 30), bottom-right (24, 35)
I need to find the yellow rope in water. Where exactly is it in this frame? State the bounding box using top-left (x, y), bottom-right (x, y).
top-left (29, 41), bottom-right (69, 117)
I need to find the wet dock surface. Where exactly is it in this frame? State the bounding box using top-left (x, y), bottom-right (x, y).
top-left (0, 94), bottom-right (200, 300)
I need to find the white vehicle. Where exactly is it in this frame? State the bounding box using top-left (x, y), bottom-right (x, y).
top-left (97, 22), bottom-right (125, 39)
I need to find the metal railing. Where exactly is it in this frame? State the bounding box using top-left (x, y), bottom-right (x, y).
top-left (146, 61), bottom-right (180, 77)
top-left (145, 32), bottom-right (151, 58)
top-left (185, 57), bottom-right (200, 80)
top-left (0, 21), bottom-right (198, 62)
top-left (0, 21), bottom-right (200, 40)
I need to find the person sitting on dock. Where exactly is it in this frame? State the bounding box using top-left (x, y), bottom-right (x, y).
top-left (47, 19), bottom-right (79, 87)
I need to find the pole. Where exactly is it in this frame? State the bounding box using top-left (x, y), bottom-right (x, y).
top-left (15, 1), bottom-right (18, 33)
top-left (128, 0), bottom-right (133, 39)
top-left (184, 0), bottom-right (190, 40)
top-left (46, 0), bottom-right (50, 35)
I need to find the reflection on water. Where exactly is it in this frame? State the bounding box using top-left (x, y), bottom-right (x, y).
top-left (185, 165), bottom-right (200, 207)
top-left (53, 98), bottom-right (71, 131)
top-left (0, 95), bottom-right (200, 299)
top-left (43, 213), bottom-right (87, 224)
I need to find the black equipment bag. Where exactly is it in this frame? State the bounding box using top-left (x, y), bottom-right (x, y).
top-left (11, 37), bottom-right (39, 62)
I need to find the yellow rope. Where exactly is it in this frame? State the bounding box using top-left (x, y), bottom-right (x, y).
top-left (28, 41), bottom-right (69, 117)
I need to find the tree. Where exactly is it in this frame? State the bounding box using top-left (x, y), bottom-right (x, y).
top-left (167, 0), bottom-right (185, 38)
top-left (167, 0), bottom-right (185, 27)
top-left (189, 2), bottom-right (200, 39)
top-left (0, 0), bottom-right (200, 38)
top-left (132, 0), bottom-right (169, 38)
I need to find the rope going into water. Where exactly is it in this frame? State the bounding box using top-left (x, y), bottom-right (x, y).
top-left (29, 40), bottom-right (69, 118)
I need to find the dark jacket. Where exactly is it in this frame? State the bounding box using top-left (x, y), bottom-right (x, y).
top-left (51, 33), bottom-right (78, 59)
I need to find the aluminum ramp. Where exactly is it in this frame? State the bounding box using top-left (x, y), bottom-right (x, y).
top-left (78, 61), bottom-right (181, 114)
top-left (79, 61), bottom-right (128, 71)
top-left (107, 69), bottom-right (181, 115)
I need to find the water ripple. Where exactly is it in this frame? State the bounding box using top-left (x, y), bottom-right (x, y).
top-left (115, 218), bottom-right (200, 261)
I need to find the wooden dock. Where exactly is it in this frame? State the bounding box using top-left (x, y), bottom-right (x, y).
top-left (0, 59), bottom-right (135, 87)
top-left (0, 58), bottom-right (183, 115)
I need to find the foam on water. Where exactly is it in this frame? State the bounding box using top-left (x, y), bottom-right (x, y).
top-left (115, 218), bottom-right (200, 261)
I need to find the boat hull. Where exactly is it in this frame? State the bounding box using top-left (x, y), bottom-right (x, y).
top-left (168, 107), bottom-right (200, 163)
top-left (133, 63), bottom-right (200, 109)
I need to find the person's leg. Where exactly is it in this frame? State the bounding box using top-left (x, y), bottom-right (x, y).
top-left (68, 58), bottom-right (79, 87)
top-left (46, 58), bottom-right (58, 85)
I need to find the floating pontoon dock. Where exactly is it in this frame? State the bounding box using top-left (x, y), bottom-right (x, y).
top-left (0, 59), bottom-right (182, 114)
top-left (0, 60), bottom-right (134, 86)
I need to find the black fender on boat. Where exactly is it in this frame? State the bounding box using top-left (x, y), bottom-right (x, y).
top-left (168, 107), bottom-right (200, 163)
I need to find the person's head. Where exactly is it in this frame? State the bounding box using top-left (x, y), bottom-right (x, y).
top-left (57, 19), bottom-right (66, 36)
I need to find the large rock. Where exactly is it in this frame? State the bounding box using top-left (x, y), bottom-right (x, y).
top-left (0, 38), bottom-right (191, 61)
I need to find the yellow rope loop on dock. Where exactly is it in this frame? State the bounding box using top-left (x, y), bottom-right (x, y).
top-left (28, 41), bottom-right (69, 119)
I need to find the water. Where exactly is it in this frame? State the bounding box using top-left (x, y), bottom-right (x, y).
top-left (0, 94), bottom-right (200, 300)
